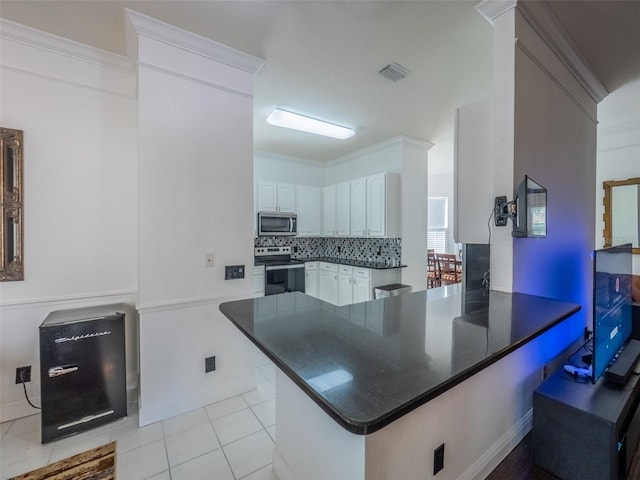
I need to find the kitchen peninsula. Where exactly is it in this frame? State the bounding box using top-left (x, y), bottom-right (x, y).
top-left (220, 288), bottom-right (580, 479)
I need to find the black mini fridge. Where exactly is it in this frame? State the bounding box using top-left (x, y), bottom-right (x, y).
top-left (39, 304), bottom-right (127, 443)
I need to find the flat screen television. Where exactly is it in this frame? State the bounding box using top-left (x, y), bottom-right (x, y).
top-left (512, 175), bottom-right (547, 238)
top-left (592, 243), bottom-right (633, 383)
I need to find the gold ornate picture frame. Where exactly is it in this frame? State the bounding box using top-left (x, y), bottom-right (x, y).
top-left (1, 127), bottom-right (24, 281)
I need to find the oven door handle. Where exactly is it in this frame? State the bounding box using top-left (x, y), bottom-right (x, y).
top-left (265, 264), bottom-right (305, 271)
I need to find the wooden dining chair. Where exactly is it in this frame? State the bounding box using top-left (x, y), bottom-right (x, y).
top-left (438, 254), bottom-right (461, 285)
top-left (427, 249), bottom-right (441, 288)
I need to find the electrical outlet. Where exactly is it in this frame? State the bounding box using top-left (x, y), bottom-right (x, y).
top-left (15, 366), bottom-right (31, 384)
top-left (434, 443), bottom-right (445, 475)
top-left (206, 254), bottom-right (214, 268)
top-left (205, 356), bottom-right (216, 373)
top-left (225, 265), bottom-right (245, 280)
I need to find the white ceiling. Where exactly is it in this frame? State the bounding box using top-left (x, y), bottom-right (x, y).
top-left (1, 1), bottom-right (639, 162)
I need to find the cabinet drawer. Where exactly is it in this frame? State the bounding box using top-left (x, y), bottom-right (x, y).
top-left (354, 268), bottom-right (370, 278)
top-left (305, 262), bottom-right (318, 271)
top-left (339, 265), bottom-right (354, 275)
top-left (320, 262), bottom-right (338, 272)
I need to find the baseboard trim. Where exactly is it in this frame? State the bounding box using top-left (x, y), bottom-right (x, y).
top-left (460, 409), bottom-right (533, 480)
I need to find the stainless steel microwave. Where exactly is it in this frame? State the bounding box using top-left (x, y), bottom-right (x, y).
top-left (257, 212), bottom-right (298, 236)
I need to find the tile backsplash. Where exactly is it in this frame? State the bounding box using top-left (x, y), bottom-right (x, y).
top-left (254, 237), bottom-right (402, 264)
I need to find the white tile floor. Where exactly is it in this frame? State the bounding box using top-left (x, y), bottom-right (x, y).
top-left (0, 350), bottom-right (278, 480)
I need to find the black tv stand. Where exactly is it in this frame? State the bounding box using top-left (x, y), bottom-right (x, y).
top-left (606, 338), bottom-right (640, 384)
top-left (533, 364), bottom-right (640, 480)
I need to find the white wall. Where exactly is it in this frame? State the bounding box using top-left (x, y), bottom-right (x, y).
top-left (427, 123), bottom-right (458, 256)
top-left (0, 20), bottom-right (138, 421)
top-left (400, 139), bottom-right (432, 291)
top-left (596, 79), bottom-right (640, 273)
top-left (254, 151), bottom-right (326, 187)
top-left (324, 137), bottom-right (403, 185)
top-left (511, 7), bottom-right (597, 332)
top-left (464, 0), bottom-right (601, 473)
top-left (127, 10), bottom-right (263, 425)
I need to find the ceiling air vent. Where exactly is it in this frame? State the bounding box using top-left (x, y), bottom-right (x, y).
top-left (378, 62), bottom-right (410, 82)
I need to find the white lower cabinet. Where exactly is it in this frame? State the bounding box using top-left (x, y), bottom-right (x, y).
top-left (315, 262), bottom-right (401, 307)
top-left (318, 262), bottom-right (339, 305)
top-left (338, 266), bottom-right (373, 306)
top-left (338, 266), bottom-right (354, 306)
top-left (305, 262), bottom-right (318, 298)
top-left (253, 265), bottom-right (265, 297)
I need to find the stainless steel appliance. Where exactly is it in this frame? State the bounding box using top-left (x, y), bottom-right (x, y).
top-left (257, 212), bottom-right (298, 236)
top-left (255, 246), bottom-right (305, 295)
top-left (39, 304), bottom-right (127, 443)
top-left (374, 283), bottom-right (412, 299)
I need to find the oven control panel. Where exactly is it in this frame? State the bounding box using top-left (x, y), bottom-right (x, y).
top-left (255, 246), bottom-right (291, 257)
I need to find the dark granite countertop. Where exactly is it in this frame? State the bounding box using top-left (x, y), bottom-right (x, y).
top-left (297, 256), bottom-right (406, 270)
top-left (219, 289), bottom-right (580, 435)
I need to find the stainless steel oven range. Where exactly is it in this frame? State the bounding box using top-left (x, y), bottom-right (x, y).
top-left (255, 246), bottom-right (305, 296)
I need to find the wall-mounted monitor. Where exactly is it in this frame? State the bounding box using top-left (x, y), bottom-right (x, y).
top-left (513, 176), bottom-right (547, 238)
top-left (494, 175), bottom-right (547, 238)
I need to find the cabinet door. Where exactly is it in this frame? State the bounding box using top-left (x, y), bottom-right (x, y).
top-left (297, 186), bottom-right (321, 236)
top-left (277, 183), bottom-right (296, 212)
top-left (323, 185), bottom-right (337, 236)
top-left (350, 177), bottom-right (367, 237)
top-left (258, 181), bottom-right (278, 212)
top-left (336, 182), bottom-right (351, 236)
top-left (353, 274), bottom-right (372, 303)
top-left (305, 265), bottom-right (318, 298)
top-left (318, 270), bottom-right (339, 305)
top-left (253, 266), bottom-right (265, 297)
top-left (338, 273), bottom-right (353, 306)
top-left (367, 173), bottom-right (386, 237)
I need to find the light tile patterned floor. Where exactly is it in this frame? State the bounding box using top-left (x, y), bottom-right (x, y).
top-left (0, 350), bottom-right (278, 480)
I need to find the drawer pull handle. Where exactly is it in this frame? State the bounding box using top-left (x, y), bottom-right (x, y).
top-left (48, 365), bottom-right (79, 377)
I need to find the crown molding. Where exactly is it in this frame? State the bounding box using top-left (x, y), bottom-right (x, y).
top-left (516, 0), bottom-right (608, 103)
top-left (475, 1), bottom-right (608, 103)
top-left (475, 0), bottom-right (518, 24)
top-left (124, 8), bottom-right (264, 75)
top-left (0, 18), bottom-right (133, 72)
top-left (254, 150), bottom-right (326, 167)
top-left (327, 135), bottom-right (433, 167)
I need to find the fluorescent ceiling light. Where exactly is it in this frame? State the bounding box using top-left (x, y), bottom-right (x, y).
top-left (266, 109), bottom-right (355, 140)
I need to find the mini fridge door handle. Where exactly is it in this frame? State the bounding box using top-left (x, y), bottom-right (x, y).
top-left (48, 365), bottom-right (79, 377)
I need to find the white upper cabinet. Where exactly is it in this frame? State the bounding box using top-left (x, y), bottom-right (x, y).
top-left (350, 177), bottom-right (367, 237)
top-left (321, 172), bottom-right (400, 238)
top-left (258, 181), bottom-right (296, 213)
top-left (367, 172), bottom-right (387, 237)
top-left (258, 181), bottom-right (278, 212)
top-left (336, 182), bottom-right (351, 236)
top-left (296, 185), bottom-right (321, 236)
top-left (277, 183), bottom-right (296, 212)
top-left (323, 185), bottom-right (337, 236)
top-left (323, 182), bottom-right (350, 236)
top-left (454, 98), bottom-right (492, 243)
